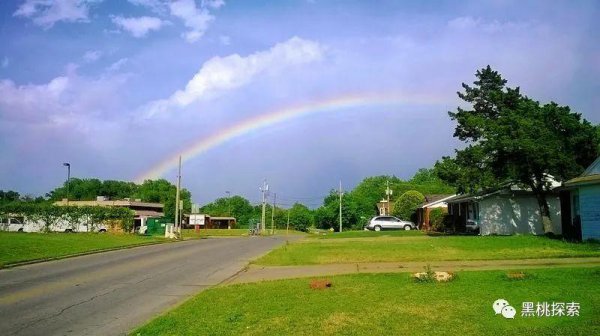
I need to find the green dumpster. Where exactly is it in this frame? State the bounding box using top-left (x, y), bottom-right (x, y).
top-left (145, 217), bottom-right (170, 235)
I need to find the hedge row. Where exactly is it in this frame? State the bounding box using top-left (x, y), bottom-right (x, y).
top-left (0, 202), bottom-right (134, 232)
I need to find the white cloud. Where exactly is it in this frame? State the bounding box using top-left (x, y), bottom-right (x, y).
top-left (0, 71), bottom-right (129, 125)
top-left (202, 0), bottom-right (225, 9)
top-left (169, 0), bottom-right (214, 43)
top-left (143, 36), bottom-right (324, 117)
top-left (83, 50), bottom-right (102, 63)
top-left (13, 0), bottom-right (98, 29)
top-left (448, 16), bottom-right (528, 33)
top-left (106, 58), bottom-right (129, 72)
top-left (111, 16), bottom-right (168, 38)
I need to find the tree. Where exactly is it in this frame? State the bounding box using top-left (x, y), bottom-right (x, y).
top-left (134, 179), bottom-right (191, 221)
top-left (201, 195), bottom-right (255, 227)
top-left (288, 203), bottom-right (313, 232)
top-left (0, 190), bottom-right (21, 204)
top-left (440, 66), bottom-right (600, 233)
top-left (47, 178), bottom-right (139, 201)
top-left (596, 124), bottom-right (600, 152)
top-left (347, 175), bottom-right (454, 226)
top-left (392, 190), bottom-right (425, 222)
top-left (314, 190), bottom-right (360, 231)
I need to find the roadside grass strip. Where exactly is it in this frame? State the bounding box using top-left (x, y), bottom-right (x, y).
top-left (133, 267), bottom-right (600, 336)
top-left (0, 232), bottom-right (166, 267)
top-left (256, 234), bottom-right (600, 266)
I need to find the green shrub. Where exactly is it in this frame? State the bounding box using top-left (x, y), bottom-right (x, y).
top-left (392, 190), bottom-right (425, 222)
top-left (429, 208), bottom-right (446, 232)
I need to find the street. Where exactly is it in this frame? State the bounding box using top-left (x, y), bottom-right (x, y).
top-left (0, 236), bottom-right (287, 336)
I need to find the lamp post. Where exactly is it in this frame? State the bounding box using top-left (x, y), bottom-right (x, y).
top-left (63, 162), bottom-right (70, 204)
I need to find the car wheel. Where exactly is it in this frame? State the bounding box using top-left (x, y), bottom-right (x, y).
top-left (404, 225), bottom-right (412, 231)
top-left (374, 225), bottom-right (381, 232)
top-left (65, 229), bottom-right (73, 233)
top-left (99, 229), bottom-right (107, 233)
top-left (18, 228), bottom-right (24, 232)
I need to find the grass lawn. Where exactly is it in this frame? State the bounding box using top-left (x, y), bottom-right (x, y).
top-left (133, 267), bottom-right (600, 335)
top-left (256, 232), bottom-right (600, 266)
top-left (0, 232), bottom-right (166, 267)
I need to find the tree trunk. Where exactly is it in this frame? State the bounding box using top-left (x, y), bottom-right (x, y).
top-left (535, 191), bottom-right (554, 234)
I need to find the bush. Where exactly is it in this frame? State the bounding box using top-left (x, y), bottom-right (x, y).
top-left (392, 190), bottom-right (425, 222)
top-left (0, 203), bottom-right (134, 232)
top-left (429, 208), bottom-right (446, 232)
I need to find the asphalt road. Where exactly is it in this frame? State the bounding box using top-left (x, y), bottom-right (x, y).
top-left (0, 236), bottom-right (288, 336)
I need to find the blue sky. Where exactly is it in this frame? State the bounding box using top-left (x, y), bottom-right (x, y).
top-left (1, 0), bottom-right (598, 206)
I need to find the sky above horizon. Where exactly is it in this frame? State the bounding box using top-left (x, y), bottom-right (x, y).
top-left (1, 0), bottom-right (599, 207)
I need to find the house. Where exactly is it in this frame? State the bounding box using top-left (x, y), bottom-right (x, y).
top-left (562, 156), bottom-right (600, 241)
top-left (417, 194), bottom-right (456, 230)
top-left (446, 181), bottom-right (562, 235)
top-left (54, 196), bottom-right (164, 232)
top-left (376, 199), bottom-right (393, 216)
top-left (186, 214), bottom-right (237, 229)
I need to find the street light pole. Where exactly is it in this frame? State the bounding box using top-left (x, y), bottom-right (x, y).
top-left (225, 191), bottom-right (231, 217)
top-left (63, 163), bottom-right (70, 204)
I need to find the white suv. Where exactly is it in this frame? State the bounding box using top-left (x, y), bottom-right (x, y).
top-left (365, 216), bottom-right (416, 231)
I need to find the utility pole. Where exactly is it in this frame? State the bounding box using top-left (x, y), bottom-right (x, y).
top-left (385, 180), bottom-right (393, 215)
top-left (286, 208), bottom-right (290, 238)
top-left (260, 179), bottom-right (268, 234)
top-left (271, 193), bottom-right (276, 235)
top-left (175, 156), bottom-right (182, 236)
top-left (339, 180), bottom-right (343, 233)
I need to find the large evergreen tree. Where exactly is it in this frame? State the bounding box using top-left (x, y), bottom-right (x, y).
top-left (436, 66), bottom-right (599, 233)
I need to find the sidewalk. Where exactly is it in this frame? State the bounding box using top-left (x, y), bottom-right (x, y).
top-left (225, 257), bottom-right (600, 284)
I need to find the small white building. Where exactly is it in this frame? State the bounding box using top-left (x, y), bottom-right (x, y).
top-left (446, 182), bottom-right (562, 235)
top-left (564, 156), bottom-right (600, 241)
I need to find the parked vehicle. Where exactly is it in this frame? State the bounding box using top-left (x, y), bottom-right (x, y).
top-left (466, 219), bottom-right (480, 233)
top-left (365, 216), bottom-right (417, 231)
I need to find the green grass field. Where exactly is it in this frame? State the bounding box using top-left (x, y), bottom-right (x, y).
top-left (0, 232), bottom-right (165, 267)
top-left (256, 233), bottom-right (600, 265)
top-left (133, 267), bottom-right (600, 336)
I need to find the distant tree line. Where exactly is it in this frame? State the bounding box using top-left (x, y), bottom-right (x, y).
top-left (199, 169), bottom-right (455, 231)
top-left (1, 178), bottom-right (191, 222)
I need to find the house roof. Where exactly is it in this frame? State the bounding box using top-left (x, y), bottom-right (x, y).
top-left (423, 194), bottom-right (455, 204)
top-left (582, 156), bottom-right (600, 176)
top-left (564, 156), bottom-right (600, 187)
top-left (210, 217), bottom-right (236, 221)
top-left (421, 194), bottom-right (457, 208)
top-left (446, 175), bottom-right (562, 204)
top-left (54, 200), bottom-right (163, 209)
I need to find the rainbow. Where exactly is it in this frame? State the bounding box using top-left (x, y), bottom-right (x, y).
top-left (135, 92), bottom-right (448, 182)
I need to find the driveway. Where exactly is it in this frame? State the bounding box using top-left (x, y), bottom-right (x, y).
top-left (0, 236), bottom-right (289, 336)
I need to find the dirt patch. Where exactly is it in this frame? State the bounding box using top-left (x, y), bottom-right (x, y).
top-left (310, 279), bottom-right (332, 289)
